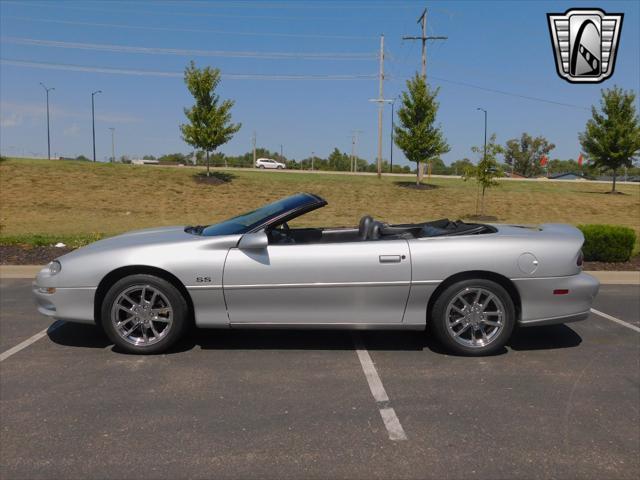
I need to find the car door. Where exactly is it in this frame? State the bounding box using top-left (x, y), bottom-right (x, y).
top-left (222, 239), bottom-right (411, 325)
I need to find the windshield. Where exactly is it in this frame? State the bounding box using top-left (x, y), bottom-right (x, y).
top-left (201, 193), bottom-right (320, 236)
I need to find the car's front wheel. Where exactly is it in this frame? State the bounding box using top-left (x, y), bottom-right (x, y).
top-left (430, 279), bottom-right (515, 356)
top-left (101, 274), bottom-right (189, 354)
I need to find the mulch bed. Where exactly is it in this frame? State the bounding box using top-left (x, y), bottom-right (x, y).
top-left (394, 181), bottom-right (438, 190)
top-left (0, 245), bottom-right (74, 265)
top-left (2, 244), bottom-right (638, 271)
top-left (193, 175), bottom-right (227, 185)
top-left (583, 256), bottom-right (640, 271)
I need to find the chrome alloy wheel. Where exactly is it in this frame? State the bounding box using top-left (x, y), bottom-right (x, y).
top-left (110, 284), bottom-right (173, 346)
top-left (445, 287), bottom-right (505, 348)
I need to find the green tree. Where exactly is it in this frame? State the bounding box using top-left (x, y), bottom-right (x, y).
top-left (503, 133), bottom-right (555, 177)
top-left (464, 134), bottom-right (503, 216)
top-left (394, 74), bottom-right (450, 185)
top-left (180, 61), bottom-right (241, 176)
top-left (327, 148), bottom-right (352, 171)
top-left (579, 86), bottom-right (640, 193)
top-left (429, 157), bottom-right (448, 174)
top-left (450, 158), bottom-right (474, 176)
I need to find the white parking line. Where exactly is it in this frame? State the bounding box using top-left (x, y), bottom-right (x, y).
top-left (0, 321), bottom-right (64, 362)
top-left (353, 333), bottom-right (407, 441)
top-left (591, 308), bottom-right (640, 333)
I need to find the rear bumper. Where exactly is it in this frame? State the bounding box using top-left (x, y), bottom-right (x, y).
top-left (513, 272), bottom-right (599, 327)
top-left (32, 282), bottom-right (96, 324)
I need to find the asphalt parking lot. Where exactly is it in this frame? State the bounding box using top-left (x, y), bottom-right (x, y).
top-left (1, 279), bottom-right (638, 480)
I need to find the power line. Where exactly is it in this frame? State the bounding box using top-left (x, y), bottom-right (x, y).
top-left (69, 1), bottom-right (417, 10)
top-left (2, 37), bottom-right (375, 61)
top-left (3, 58), bottom-right (589, 109)
top-left (0, 58), bottom-right (377, 80)
top-left (428, 76), bottom-right (590, 110)
top-left (0, 1), bottom-right (365, 22)
top-left (2, 16), bottom-right (377, 41)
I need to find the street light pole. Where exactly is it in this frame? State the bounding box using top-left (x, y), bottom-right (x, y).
top-left (477, 107), bottom-right (487, 163)
top-left (91, 90), bottom-right (102, 162)
top-left (109, 127), bottom-right (115, 162)
top-left (390, 98), bottom-right (396, 173)
top-left (476, 107), bottom-right (487, 216)
top-left (39, 83), bottom-right (54, 160)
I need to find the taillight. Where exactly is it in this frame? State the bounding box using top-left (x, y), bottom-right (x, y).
top-left (577, 250), bottom-right (584, 267)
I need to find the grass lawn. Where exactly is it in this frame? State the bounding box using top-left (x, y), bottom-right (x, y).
top-left (1, 158), bottom-right (639, 250)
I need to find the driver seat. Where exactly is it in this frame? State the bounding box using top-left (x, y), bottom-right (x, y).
top-left (358, 215), bottom-right (373, 240)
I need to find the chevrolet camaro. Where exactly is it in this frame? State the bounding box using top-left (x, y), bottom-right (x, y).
top-left (33, 192), bottom-right (599, 355)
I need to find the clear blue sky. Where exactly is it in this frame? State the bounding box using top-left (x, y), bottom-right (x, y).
top-left (1, 0), bottom-right (638, 165)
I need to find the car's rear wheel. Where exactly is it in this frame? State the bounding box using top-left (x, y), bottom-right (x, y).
top-left (430, 279), bottom-right (515, 356)
top-left (259, 165), bottom-right (265, 169)
top-left (101, 274), bottom-right (188, 354)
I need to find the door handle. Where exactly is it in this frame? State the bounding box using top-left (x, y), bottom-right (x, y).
top-left (379, 255), bottom-right (403, 263)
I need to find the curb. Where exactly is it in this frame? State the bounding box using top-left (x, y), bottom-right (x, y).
top-left (0, 265), bottom-right (42, 279)
top-left (586, 271), bottom-right (640, 286)
top-left (1, 265), bottom-right (638, 285)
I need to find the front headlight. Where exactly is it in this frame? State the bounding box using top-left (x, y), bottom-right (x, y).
top-left (48, 260), bottom-right (62, 275)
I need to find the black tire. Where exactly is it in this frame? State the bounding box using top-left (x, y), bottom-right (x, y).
top-left (259, 165), bottom-right (265, 169)
top-left (430, 278), bottom-right (515, 356)
top-left (101, 274), bottom-right (189, 354)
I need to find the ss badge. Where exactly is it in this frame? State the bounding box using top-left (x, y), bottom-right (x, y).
top-left (196, 276), bottom-right (211, 283)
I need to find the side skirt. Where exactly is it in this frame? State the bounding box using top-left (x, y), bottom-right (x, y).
top-left (219, 323), bottom-right (425, 330)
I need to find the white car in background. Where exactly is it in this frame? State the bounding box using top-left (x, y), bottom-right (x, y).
top-left (256, 158), bottom-right (286, 169)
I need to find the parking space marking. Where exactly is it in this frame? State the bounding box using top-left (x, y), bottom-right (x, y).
top-left (591, 308), bottom-right (640, 333)
top-left (353, 333), bottom-right (408, 441)
top-left (0, 320), bottom-right (64, 362)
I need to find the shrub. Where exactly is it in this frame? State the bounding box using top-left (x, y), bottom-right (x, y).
top-left (578, 224), bottom-right (636, 262)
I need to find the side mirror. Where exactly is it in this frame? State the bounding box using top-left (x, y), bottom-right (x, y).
top-left (238, 231), bottom-right (268, 250)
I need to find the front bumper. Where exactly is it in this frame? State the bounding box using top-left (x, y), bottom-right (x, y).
top-left (32, 283), bottom-right (96, 324)
top-left (513, 272), bottom-right (599, 327)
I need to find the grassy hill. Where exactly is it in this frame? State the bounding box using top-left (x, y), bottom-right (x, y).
top-left (1, 159), bottom-right (638, 249)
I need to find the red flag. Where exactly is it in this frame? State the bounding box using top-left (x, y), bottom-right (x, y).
top-left (540, 155), bottom-right (548, 167)
top-left (577, 153), bottom-right (583, 167)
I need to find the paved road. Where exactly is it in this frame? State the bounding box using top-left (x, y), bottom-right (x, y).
top-left (142, 163), bottom-right (640, 186)
top-left (1, 280), bottom-right (638, 479)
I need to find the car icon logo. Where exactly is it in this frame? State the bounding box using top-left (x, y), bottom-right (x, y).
top-left (547, 8), bottom-right (624, 84)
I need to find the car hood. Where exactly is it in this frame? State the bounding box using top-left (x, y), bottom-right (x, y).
top-left (62, 226), bottom-right (197, 258)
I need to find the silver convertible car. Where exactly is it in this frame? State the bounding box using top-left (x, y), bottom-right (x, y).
top-left (33, 192), bottom-right (599, 355)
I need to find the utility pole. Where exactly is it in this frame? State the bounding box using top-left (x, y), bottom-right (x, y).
top-left (39, 83), bottom-right (54, 160)
top-left (91, 90), bottom-right (102, 162)
top-left (109, 127), bottom-right (115, 162)
top-left (350, 129), bottom-right (363, 172)
top-left (280, 144), bottom-right (283, 163)
top-left (376, 35), bottom-right (384, 178)
top-left (402, 8), bottom-right (447, 80)
top-left (311, 151), bottom-right (314, 171)
top-left (252, 131), bottom-right (256, 168)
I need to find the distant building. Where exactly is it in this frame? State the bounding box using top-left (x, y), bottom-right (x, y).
top-left (548, 172), bottom-right (591, 181)
top-left (131, 158), bottom-right (160, 165)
